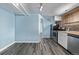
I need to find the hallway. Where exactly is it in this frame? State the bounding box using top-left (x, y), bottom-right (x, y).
top-left (0, 39), bottom-right (71, 55)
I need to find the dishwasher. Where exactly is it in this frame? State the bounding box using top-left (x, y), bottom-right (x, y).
top-left (68, 34), bottom-right (79, 55)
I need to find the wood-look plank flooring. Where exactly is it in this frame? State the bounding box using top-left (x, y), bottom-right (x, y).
top-left (0, 39), bottom-right (71, 55)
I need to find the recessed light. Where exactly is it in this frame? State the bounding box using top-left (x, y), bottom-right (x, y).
top-left (65, 10), bottom-right (67, 11)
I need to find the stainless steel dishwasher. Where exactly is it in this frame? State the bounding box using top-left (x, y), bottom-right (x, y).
top-left (68, 34), bottom-right (79, 55)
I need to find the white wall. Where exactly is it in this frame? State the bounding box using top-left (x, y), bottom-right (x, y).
top-left (39, 14), bottom-right (52, 38)
top-left (54, 16), bottom-right (62, 21)
top-left (15, 14), bottom-right (40, 43)
top-left (0, 8), bottom-right (15, 49)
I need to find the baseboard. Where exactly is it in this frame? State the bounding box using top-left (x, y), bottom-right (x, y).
top-left (0, 42), bottom-right (15, 52)
top-left (15, 40), bottom-right (41, 43)
top-left (0, 40), bottom-right (41, 52)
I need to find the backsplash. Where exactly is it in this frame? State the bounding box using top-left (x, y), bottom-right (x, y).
top-left (66, 24), bottom-right (79, 31)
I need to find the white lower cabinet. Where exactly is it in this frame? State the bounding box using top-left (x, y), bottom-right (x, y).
top-left (58, 31), bottom-right (68, 49)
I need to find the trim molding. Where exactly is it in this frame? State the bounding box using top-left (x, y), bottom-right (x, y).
top-left (0, 42), bottom-right (15, 52)
top-left (0, 40), bottom-right (41, 52)
top-left (15, 40), bottom-right (41, 43)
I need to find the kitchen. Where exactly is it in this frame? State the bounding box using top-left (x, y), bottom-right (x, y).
top-left (52, 6), bottom-right (79, 54)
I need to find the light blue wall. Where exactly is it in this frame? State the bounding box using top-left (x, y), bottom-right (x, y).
top-left (0, 7), bottom-right (55, 49)
top-left (0, 8), bottom-right (15, 49)
top-left (15, 15), bottom-right (40, 42)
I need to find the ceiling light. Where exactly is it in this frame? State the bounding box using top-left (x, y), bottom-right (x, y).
top-left (12, 3), bottom-right (19, 7)
top-left (12, 3), bottom-right (26, 15)
top-left (16, 3), bottom-right (19, 6)
top-left (40, 3), bottom-right (43, 11)
top-left (20, 4), bottom-right (29, 16)
top-left (40, 6), bottom-right (43, 11)
top-left (12, 3), bottom-right (29, 16)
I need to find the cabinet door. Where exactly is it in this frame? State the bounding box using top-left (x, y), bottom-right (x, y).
top-left (58, 31), bottom-right (68, 49)
top-left (73, 11), bottom-right (79, 22)
top-left (66, 15), bottom-right (69, 23)
top-left (63, 15), bottom-right (69, 24)
top-left (72, 13), bottom-right (77, 22)
top-left (68, 14), bottom-right (72, 23)
top-left (68, 36), bottom-right (79, 54)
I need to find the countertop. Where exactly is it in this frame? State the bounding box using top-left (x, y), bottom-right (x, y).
top-left (54, 31), bottom-right (79, 37)
top-left (54, 31), bottom-right (79, 36)
top-left (66, 31), bottom-right (79, 38)
top-left (57, 31), bottom-right (79, 37)
top-left (66, 31), bottom-right (79, 36)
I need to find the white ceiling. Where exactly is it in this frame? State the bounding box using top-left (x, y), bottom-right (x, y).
top-left (41, 3), bottom-right (79, 16)
top-left (0, 3), bottom-right (78, 16)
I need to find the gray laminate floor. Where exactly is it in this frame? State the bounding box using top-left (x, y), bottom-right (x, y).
top-left (0, 39), bottom-right (71, 55)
